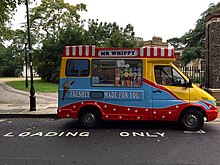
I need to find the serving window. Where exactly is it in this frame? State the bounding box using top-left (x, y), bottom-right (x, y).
top-left (91, 59), bottom-right (142, 87)
top-left (92, 60), bottom-right (115, 86)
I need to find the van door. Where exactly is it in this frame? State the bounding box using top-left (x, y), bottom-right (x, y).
top-left (151, 65), bottom-right (189, 120)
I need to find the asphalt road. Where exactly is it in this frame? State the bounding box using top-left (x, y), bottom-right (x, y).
top-left (0, 118), bottom-right (220, 165)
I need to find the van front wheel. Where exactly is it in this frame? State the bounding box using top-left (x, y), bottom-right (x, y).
top-left (179, 109), bottom-right (204, 131)
top-left (79, 110), bottom-right (101, 129)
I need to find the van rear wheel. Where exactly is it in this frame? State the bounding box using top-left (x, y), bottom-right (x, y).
top-left (79, 110), bottom-right (101, 129)
top-left (179, 109), bottom-right (204, 131)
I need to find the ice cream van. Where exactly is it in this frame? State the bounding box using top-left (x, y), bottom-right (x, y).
top-left (57, 45), bottom-right (218, 131)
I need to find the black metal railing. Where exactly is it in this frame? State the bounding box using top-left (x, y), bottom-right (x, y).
top-left (180, 66), bottom-right (206, 85)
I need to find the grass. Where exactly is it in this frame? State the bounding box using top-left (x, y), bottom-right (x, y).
top-left (0, 77), bottom-right (17, 78)
top-left (6, 79), bottom-right (58, 93)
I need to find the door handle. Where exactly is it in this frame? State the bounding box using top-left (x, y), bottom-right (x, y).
top-left (152, 89), bottom-right (162, 93)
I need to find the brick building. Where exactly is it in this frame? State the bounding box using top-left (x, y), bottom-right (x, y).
top-left (205, 9), bottom-right (220, 89)
top-left (142, 36), bottom-right (181, 67)
top-left (143, 36), bottom-right (168, 47)
top-left (205, 8), bottom-right (220, 100)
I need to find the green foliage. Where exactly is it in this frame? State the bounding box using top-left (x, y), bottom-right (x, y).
top-left (0, 43), bottom-right (6, 76)
top-left (1, 0), bottom-right (139, 82)
top-left (201, 3), bottom-right (220, 17)
top-left (167, 37), bottom-right (183, 49)
top-left (0, 29), bottom-right (26, 77)
top-left (34, 23), bottom-right (87, 82)
top-left (34, 37), bottom-right (61, 82)
top-left (85, 19), bottom-right (137, 47)
top-left (105, 24), bottom-right (136, 47)
top-left (34, 19), bottom-right (137, 82)
top-left (0, 45), bottom-right (23, 77)
top-left (181, 46), bottom-right (205, 65)
top-left (168, 2), bottom-right (220, 66)
top-left (0, 0), bottom-right (23, 42)
top-left (58, 23), bottom-right (86, 45)
top-left (30, 0), bottom-right (86, 43)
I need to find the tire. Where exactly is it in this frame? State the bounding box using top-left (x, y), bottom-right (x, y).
top-left (79, 110), bottom-right (101, 129)
top-left (179, 109), bottom-right (204, 131)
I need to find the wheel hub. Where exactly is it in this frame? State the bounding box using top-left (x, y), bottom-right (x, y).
top-left (84, 113), bottom-right (95, 124)
top-left (185, 114), bottom-right (198, 126)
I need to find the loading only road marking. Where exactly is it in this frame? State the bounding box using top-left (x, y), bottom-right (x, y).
top-left (2, 131), bottom-right (166, 138)
top-left (0, 119), bottom-right (6, 123)
top-left (3, 131), bottom-right (90, 138)
top-left (119, 132), bottom-right (165, 138)
top-left (2, 130), bottom-right (206, 139)
top-left (184, 129), bottom-right (206, 134)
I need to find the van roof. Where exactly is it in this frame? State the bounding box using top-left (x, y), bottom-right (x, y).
top-left (62, 45), bottom-right (175, 59)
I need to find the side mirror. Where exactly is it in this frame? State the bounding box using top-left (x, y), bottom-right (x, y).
top-left (186, 78), bottom-right (192, 87)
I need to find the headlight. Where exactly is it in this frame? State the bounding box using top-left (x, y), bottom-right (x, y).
top-left (211, 101), bottom-right (217, 107)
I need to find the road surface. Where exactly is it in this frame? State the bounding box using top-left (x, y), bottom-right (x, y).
top-left (0, 118), bottom-right (220, 165)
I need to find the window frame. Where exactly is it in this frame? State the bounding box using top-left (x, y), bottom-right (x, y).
top-left (65, 59), bottom-right (90, 77)
top-left (154, 65), bottom-right (186, 87)
top-left (91, 59), bottom-right (116, 87)
top-left (91, 59), bottom-right (143, 88)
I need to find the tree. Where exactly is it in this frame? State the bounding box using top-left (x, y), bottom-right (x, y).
top-left (85, 19), bottom-right (137, 47)
top-left (167, 37), bottom-right (184, 49)
top-left (34, 20), bottom-right (138, 82)
top-left (180, 46), bottom-right (205, 65)
top-left (29, 0), bottom-right (87, 82)
top-left (0, 43), bottom-right (6, 76)
top-left (167, 2), bottom-right (220, 66)
top-left (105, 23), bottom-right (137, 47)
top-left (29, 1), bottom-right (138, 82)
top-left (30, 0), bottom-right (86, 44)
top-left (34, 23), bottom-right (87, 82)
top-left (0, 0), bottom-right (23, 42)
top-left (0, 29), bottom-right (26, 76)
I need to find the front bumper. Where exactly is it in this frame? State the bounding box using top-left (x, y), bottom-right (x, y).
top-left (206, 108), bottom-right (219, 121)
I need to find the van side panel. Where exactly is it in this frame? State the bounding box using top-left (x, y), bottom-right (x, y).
top-left (58, 76), bottom-right (153, 120)
top-left (57, 46), bottom-right (218, 123)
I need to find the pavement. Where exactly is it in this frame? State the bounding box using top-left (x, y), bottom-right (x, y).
top-left (0, 77), bottom-right (57, 118)
top-left (0, 77), bottom-right (220, 122)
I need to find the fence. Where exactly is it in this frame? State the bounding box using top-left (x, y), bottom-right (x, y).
top-left (180, 66), bottom-right (206, 85)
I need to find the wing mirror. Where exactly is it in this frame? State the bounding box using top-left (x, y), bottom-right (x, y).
top-left (185, 78), bottom-right (192, 87)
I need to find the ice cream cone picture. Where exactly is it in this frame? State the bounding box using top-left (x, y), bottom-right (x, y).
top-left (62, 78), bottom-right (75, 101)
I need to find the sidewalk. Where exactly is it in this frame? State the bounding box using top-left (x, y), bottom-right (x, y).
top-left (0, 77), bottom-right (57, 118)
top-left (0, 78), bottom-right (220, 122)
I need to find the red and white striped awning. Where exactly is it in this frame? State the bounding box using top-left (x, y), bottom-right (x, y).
top-left (63, 45), bottom-right (175, 58)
